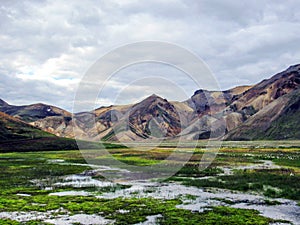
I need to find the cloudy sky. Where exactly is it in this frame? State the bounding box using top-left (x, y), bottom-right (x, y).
top-left (1, 0), bottom-right (300, 112)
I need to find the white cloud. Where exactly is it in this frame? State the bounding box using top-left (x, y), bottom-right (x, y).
top-left (0, 0), bottom-right (299, 111)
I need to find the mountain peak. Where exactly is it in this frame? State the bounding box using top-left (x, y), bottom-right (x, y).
top-left (193, 89), bottom-right (209, 96)
top-left (148, 93), bottom-right (162, 99)
top-left (139, 94), bottom-right (166, 103)
top-left (0, 98), bottom-right (9, 106)
top-left (286, 64), bottom-right (300, 73)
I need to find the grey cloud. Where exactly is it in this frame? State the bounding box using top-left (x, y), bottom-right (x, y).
top-left (0, 0), bottom-right (299, 111)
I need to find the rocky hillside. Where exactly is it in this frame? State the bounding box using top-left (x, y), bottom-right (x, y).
top-left (1, 64), bottom-right (299, 141)
top-left (185, 85), bottom-right (252, 116)
top-left (0, 111), bottom-right (80, 152)
top-left (225, 89), bottom-right (300, 140)
top-left (78, 94), bottom-right (182, 142)
top-left (180, 64), bottom-right (300, 140)
top-left (229, 64), bottom-right (300, 112)
top-left (0, 100), bottom-right (71, 123)
top-left (28, 95), bottom-right (184, 142)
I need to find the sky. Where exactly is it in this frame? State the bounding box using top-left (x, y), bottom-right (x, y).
top-left (1, 0), bottom-right (300, 112)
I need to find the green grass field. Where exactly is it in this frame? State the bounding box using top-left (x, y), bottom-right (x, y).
top-left (0, 141), bottom-right (299, 224)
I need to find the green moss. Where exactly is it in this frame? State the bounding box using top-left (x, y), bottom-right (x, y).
top-left (183, 194), bottom-right (197, 200)
top-left (0, 218), bottom-right (51, 224)
top-left (264, 199), bottom-right (281, 205)
top-left (175, 165), bottom-right (223, 177)
top-left (112, 155), bottom-right (160, 166)
top-left (0, 195), bottom-right (282, 225)
top-left (172, 169), bottom-right (300, 200)
top-left (0, 219), bottom-right (20, 225)
top-left (159, 206), bottom-right (278, 225)
top-left (0, 188), bottom-right (290, 224)
top-left (0, 145), bottom-right (298, 224)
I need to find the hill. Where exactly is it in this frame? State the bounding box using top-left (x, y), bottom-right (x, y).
top-left (0, 111), bottom-right (79, 152)
top-left (225, 89), bottom-right (300, 140)
top-left (1, 64), bottom-right (299, 141)
top-left (0, 101), bottom-right (71, 123)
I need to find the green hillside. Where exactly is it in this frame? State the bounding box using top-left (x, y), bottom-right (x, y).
top-left (0, 111), bottom-right (54, 140)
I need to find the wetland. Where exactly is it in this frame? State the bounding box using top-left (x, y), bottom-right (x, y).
top-left (0, 141), bottom-right (299, 224)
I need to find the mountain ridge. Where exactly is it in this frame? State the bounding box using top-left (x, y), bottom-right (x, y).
top-left (1, 63), bottom-right (299, 141)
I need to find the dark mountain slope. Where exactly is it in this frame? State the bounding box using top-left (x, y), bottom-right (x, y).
top-left (101, 94), bottom-right (181, 141)
top-left (0, 111), bottom-right (52, 140)
top-left (230, 64), bottom-right (300, 112)
top-left (1, 64), bottom-right (300, 142)
top-left (225, 89), bottom-right (300, 140)
top-left (0, 100), bottom-right (71, 123)
top-left (0, 111), bottom-right (79, 152)
top-left (185, 85), bottom-right (252, 116)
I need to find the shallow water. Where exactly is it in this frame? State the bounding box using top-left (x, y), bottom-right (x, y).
top-left (135, 214), bottom-right (163, 225)
top-left (49, 190), bottom-right (91, 196)
top-left (45, 214), bottom-right (114, 225)
top-left (218, 160), bottom-right (282, 176)
top-left (98, 180), bottom-right (300, 224)
top-left (1, 159), bottom-right (299, 225)
top-left (0, 211), bottom-right (113, 225)
top-left (51, 160), bottom-right (300, 224)
top-left (53, 174), bottom-right (114, 188)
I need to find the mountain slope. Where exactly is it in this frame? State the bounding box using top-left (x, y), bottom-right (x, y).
top-left (223, 64), bottom-right (300, 140)
top-left (0, 111), bottom-right (80, 152)
top-left (229, 64), bottom-right (300, 112)
top-left (101, 94), bottom-right (182, 141)
top-left (30, 95), bottom-right (183, 142)
top-left (0, 111), bottom-right (53, 140)
top-left (1, 64), bottom-right (299, 142)
top-left (128, 94), bottom-right (181, 137)
top-left (225, 89), bottom-right (300, 140)
top-left (185, 85), bottom-right (252, 116)
top-left (0, 101), bottom-right (71, 123)
top-left (178, 85), bottom-right (253, 140)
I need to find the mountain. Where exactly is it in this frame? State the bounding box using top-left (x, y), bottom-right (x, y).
top-left (181, 64), bottom-right (300, 140)
top-left (225, 89), bottom-right (300, 140)
top-left (185, 85), bottom-right (252, 116)
top-left (229, 64), bottom-right (300, 113)
top-left (1, 64), bottom-right (299, 141)
top-left (0, 111), bottom-right (124, 152)
top-left (0, 101), bottom-right (71, 123)
top-left (127, 94), bottom-right (181, 137)
top-left (0, 100), bottom-right (74, 138)
top-left (224, 64), bottom-right (300, 140)
top-left (98, 94), bottom-right (182, 141)
top-left (0, 99), bottom-right (9, 107)
top-left (30, 95), bottom-right (184, 142)
top-left (30, 115), bottom-right (74, 137)
top-left (178, 85), bottom-right (254, 140)
top-left (0, 111), bottom-right (79, 152)
top-left (0, 111), bottom-right (52, 140)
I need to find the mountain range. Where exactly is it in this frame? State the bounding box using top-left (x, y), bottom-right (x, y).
top-left (1, 64), bottom-right (299, 146)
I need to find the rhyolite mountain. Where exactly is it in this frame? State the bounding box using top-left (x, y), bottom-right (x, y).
top-left (0, 100), bottom-right (71, 123)
top-left (225, 88), bottom-right (300, 140)
top-left (0, 111), bottom-right (52, 140)
top-left (100, 94), bottom-right (182, 142)
top-left (1, 64), bottom-right (299, 141)
top-left (0, 111), bottom-right (123, 152)
top-left (182, 64), bottom-right (300, 140)
top-left (0, 111), bottom-right (79, 151)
